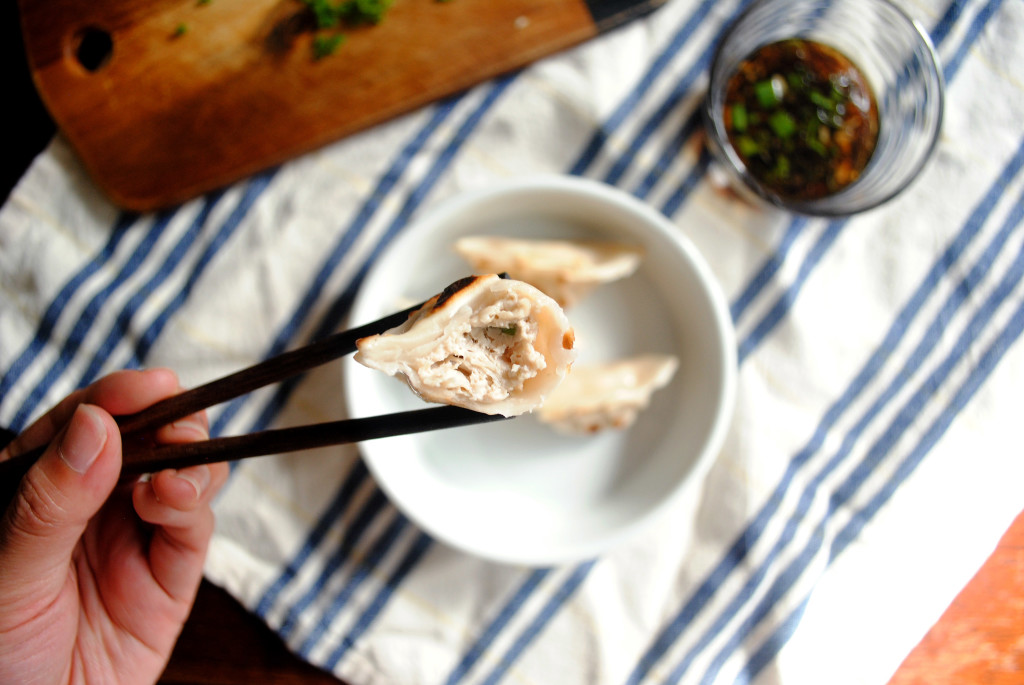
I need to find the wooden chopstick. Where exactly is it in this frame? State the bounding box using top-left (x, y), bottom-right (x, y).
top-left (0, 299), bottom-right (459, 500)
top-left (116, 301), bottom-right (423, 435)
top-left (0, 406), bottom-right (509, 510)
top-left (121, 406), bottom-right (508, 475)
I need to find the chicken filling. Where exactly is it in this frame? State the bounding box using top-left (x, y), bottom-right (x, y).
top-left (417, 294), bottom-right (547, 401)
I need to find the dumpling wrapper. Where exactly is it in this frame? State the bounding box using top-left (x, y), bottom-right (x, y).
top-left (354, 274), bottom-right (577, 417)
top-left (453, 236), bottom-right (643, 308)
top-left (538, 354), bottom-right (679, 434)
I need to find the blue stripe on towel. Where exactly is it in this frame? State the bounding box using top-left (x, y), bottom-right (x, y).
top-left (0, 212), bottom-right (137, 406)
top-left (628, 131), bottom-right (1024, 684)
top-left (4, 210), bottom-right (174, 430)
top-left (736, 218), bottom-right (847, 363)
top-left (740, 293), bottom-right (1024, 685)
top-left (941, 0), bottom-right (1000, 81)
top-left (570, 0), bottom-right (744, 178)
top-left (8, 206), bottom-right (197, 430)
top-left (256, 456), bottom-right (372, 618)
top-left (633, 109), bottom-right (705, 201)
top-left (323, 531), bottom-right (434, 668)
top-left (717, 212), bottom-right (1024, 685)
top-left (249, 78), bottom-right (517, 643)
top-left (476, 561), bottom-right (598, 685)
top-left (729, 218), bottom-right (809, 323)
top-left (10, 172), bottom-right (281, 429)
top-left (442, 569), bottom-right (553, 685)
top-left (601, 0), bottom-right (740, 188)
top-left (126, 172), bottom-right (278, 368)
top-left (659, 145), bottom-right (713, 217)
top-left (733, 593), bottom-right (811, 685)
top-left (73, 190), bottom-right (228, 384)
top-left (2, 172), bottom-right (275, 433)
top-left (833, 280), bottom-right (1024, 563)
top-left (930, 0), bottom-right (969, 46)
top-left (255, 458), bottom-right (370, 618)
top-left (302, 512), bottom-right (410, 657)
top-left (280, 488), bottom-right (390, 640)
top-left (704, 266), bottom-right (1024, 685)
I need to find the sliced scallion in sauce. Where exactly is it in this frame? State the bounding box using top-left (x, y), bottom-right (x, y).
top-left (723, 39), bottom-right (879, 201)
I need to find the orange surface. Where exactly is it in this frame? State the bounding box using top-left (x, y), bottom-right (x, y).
top-left (887, 508), bottom-right (1024, 684)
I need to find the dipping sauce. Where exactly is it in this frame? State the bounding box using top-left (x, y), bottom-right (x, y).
top-left (723, 38), bottom-right (879, 201)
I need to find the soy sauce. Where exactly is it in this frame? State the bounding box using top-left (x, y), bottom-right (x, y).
top-left (723, 39), bottom-right (879, 201)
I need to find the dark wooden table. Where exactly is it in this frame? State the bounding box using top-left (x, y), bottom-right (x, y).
top-left (159, 581), bottom-right (343, 685)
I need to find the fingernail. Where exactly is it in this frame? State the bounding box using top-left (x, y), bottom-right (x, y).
top-left (174, 465), bottom-right (211, 500)
top-left (170, 414), bottom-right (208, 441)
top-left (58, 405), bottom-right (108, 474)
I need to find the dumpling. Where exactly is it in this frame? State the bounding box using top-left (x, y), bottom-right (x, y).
top-left (538, 355), bottom-right (678, 434)
top-left (453, 236), bottom-right (643, 308)
top-left (355, 274), bottom-right (577, 416)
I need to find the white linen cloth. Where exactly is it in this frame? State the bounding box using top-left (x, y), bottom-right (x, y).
top-left (2, 0), bottom-right (1023, 683)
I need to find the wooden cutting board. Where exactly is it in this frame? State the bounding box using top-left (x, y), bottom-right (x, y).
top-left (19, 0), bottom-right (663, 211)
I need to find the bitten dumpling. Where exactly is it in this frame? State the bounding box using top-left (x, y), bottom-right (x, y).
top-left (354, 274), bottom-right (577, 416)
top-left (453, 236), bottom-right (643, 308)
top-left (538, 355), bottom-right (678, 434)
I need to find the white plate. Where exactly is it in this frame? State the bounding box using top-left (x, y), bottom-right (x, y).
top-left (342, 176), bottom-right (736, 566)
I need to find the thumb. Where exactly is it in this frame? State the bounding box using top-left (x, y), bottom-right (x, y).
top-left (0, 404), bottom-right (122, 582)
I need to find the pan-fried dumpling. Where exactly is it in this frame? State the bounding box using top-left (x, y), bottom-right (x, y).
top-left (538, 355), bottom-right (678, 434)
top-left (355, 274), bottom-right (577, 416)
top-left (453, 236), bottom-right (643, 308)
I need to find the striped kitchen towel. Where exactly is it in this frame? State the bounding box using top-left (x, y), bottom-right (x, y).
top-left (2, 0), bottom-right (1022, 683)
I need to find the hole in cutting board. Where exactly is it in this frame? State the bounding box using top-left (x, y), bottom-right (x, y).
top-left (73, 27), bottom-right (113, 72)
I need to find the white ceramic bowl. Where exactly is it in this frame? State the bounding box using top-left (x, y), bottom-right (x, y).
top-left (342, 176), bottom-right (736, 566)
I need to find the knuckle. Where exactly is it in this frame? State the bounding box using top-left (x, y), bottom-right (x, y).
top-left (7, 471), bottom-right (69, 539)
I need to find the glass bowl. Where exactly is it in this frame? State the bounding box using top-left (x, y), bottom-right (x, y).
top-left (704, 0), bottom-right (945, 216)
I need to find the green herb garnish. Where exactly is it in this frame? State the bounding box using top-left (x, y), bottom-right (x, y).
top-left (172, 23), bottom-right (188, 37)
top-left (736, 136), bottom-right (761, 158)
top-left (307, 0), bottom-right (342, 28)
top-left (809, 90), bottom-right (835, 112)
top-left (754, 79), bottom-right (780, 108)
top-left (312, 33), bottom-right (345, 59)
top-left (772, 154), bottom-right (791, 179)
top-left (731, 104), bottom-right (748, 132)
top-left (768, 110), bottom-right (797, 138)
top-left (301, 0), bottom-right (392, 60)
top-left (806, 135), bottom-right (829, 157)
top-left (339, 0), bottom-right (392, 24)
top-left (303, 0), bottom-right (392, 28)
top-left (498, 325), bottom-right (518, 336)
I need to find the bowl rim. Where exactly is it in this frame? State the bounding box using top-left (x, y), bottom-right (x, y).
top-left (703, 0), bottom-right (946, 217)
top-left (343, 174), bottom-right (738, 565)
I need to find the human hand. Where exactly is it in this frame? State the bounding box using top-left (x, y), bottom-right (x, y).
top-left (0, 368), bottom-right (229, 685)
